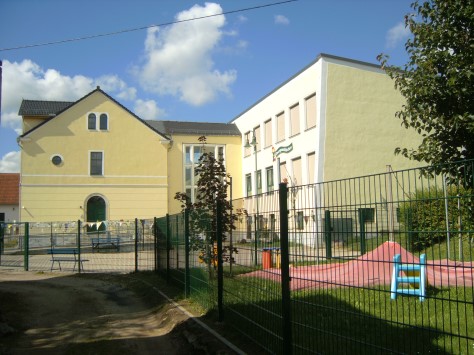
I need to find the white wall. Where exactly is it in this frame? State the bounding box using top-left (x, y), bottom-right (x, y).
top-left (0, 205), bottom-right (20, 222)
top-left (232, 58), bottom-right (324, 197)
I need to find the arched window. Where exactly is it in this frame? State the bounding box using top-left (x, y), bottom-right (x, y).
top-left (86, 196), bottom-right (107, 232)
top-left (88, 113), bottom-right (96, 130)
top-left (99, 113), bottom-right (108, 130)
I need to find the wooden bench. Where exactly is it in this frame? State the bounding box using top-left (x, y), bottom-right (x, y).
top-left (47, 248), bottom-right (88, 272)
top-left (91, 237), bottom-right (120, 252)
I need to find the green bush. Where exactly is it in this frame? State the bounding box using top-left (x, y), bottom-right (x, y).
top-left (399, 185), bottom-right (473, 251)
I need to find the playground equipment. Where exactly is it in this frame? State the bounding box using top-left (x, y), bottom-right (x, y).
top-left (391, 253), bottom-right (426, 302)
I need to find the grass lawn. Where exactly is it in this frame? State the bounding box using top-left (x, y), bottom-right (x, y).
top-left (221, 274), bottom-right (473, 354)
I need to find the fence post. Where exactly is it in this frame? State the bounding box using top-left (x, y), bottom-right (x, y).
top-left (135, 218), bottom-right (139, 272)
top-left (254, 212), bottom-right (258, 266)
top-left (184, 209), bottom-right (190, 297)
top-left (0, 223), bottom-right (4, 263)
top-left (176, 215), bottom-right (179, 269)
top-left (405, 208), bottom-right (414, 251)
top-left (166, 214), bottom-right (170, 282)
top-left (279, 183), bottom-right (292, 355)
top-left (324, 210), bottom-right (332, 259)
top-left (153, 217), bottom-right (158, 271)
top-left (24, 223), bottom-right (29, 271)
top-left (216, 201), bottom-right (224, 322)
top-left (359, 209), bottom-right (366, 255)
top-left (77, 220), bottom-right (82, 274)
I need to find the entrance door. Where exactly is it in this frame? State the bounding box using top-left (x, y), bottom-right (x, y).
top-left (87, 196), bottom-right (106, 232)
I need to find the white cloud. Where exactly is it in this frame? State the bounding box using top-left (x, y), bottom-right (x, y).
top-left (237, 15), bottom-right (248, 23)
top-left (274, 15), bottom-right (290, 25)
top-left (1, 60), bottom-right (138, 133)
top-left (136, 2), bottom-right (237, 106)
top-left (0, 151), bottom-right (20, 173)
top-left (134, 99), bottom-right (165, 120)
top-left (96, 75), bottom-right (137, 101)
top-left (386, 22), bottom-right (410, 48)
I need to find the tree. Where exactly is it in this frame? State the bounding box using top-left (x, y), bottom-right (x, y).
top-left (174, 136), bottom-right (237, 267)
top-left (378, 0), bottom-right (474, 181)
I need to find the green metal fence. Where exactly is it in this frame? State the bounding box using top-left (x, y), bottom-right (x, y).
top-left (2, 159), bottom-right (472, 353)
top-left (0, 218), bottom-right (156, 273)
top-left (156, 159), bottom-right (474, 354)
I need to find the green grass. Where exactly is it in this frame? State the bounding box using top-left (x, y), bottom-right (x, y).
top-left (218, 275), bottom-right (473, 354)
top-left (154, 234), bottom-right (473, 353)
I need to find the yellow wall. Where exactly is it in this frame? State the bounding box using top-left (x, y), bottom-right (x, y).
top-left (20, 91), bottom-right (169, 222)
top-left (23, 116), bottom-right (48, 133)
top-left (166, 134), bottom-right (242, 215)
top-left (323, 63), bottom-right (421, 181)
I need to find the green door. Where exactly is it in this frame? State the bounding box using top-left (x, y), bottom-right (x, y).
top-left (87, 196), bottom-right (106, 232)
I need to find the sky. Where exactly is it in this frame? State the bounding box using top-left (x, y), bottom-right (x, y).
top-left (0, 0), bottom-right (414, 173)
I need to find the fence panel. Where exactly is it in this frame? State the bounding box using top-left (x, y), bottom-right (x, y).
top-left (233, 160), bottom-right (473, 354)
top-left (0, 219), bottom-right (157, 273)
top-left (0, 222), bottom-right (27, 269)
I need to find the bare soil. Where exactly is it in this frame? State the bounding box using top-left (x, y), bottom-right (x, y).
top-left (0, 271), bottom-right (243, 354)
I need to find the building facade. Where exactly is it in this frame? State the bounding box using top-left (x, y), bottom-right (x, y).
top-left (17, 54), bottom-right (421, 229)
top-left (18, 88), bottom-right (241, 223)
top-left (231, 54), bottom-right (420, 207)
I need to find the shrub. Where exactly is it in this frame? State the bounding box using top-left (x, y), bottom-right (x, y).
top-left (399, 185), bottom-right (473, 251)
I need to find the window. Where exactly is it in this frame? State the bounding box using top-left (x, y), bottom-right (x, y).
top-left (256, 170), bottom-right (262, 194)
top-left (254, 126), bottom-right (261, 151)
top-left (290, 103), bottom-right (300, 136)
top-left (269, 214), bottom-right (276, 232)
top-left (305, 93), bottom-right (316, 129)
top-left (246, 174), bottom-right (252, 197)
top-left (51, 154), bottom-right (63, 166)
top-left (280, 161), bottom-right (287, 183)
top-left (90, 151), bottom-right (103, 176)
top-left (184, 144), bottom-right (225, 202)
top-left (88, 113), bottom-right (96, 130)
top-left (307, 152), bottom-right (316, 184)
top-left (88, 112), bottom-right (109, 131)
top-left (296, 211), bottom-right (304, 230)
top-left (244, 131), bottom-right (251, 157)
top-left (276, 112), bottom-right (285, 142)
top-left (264, 119), bottom-right (272, 148)
top-left (359, 208), bottom-right (375, 222)
top-left (266, 166), bottom-right (274, 192)
top-left (99, 114), bottom-right (108, 130)
top-left (292, 157), bottom-right (302, 186)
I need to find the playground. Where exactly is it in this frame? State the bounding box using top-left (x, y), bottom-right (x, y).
top-left (245, 241), bottom-right (474, 291)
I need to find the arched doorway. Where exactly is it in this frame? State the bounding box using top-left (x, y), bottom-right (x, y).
top-left (86, 196), bottom-right (107, 232)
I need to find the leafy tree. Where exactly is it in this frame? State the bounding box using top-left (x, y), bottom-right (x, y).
top-left (378, 0), bottom-right (474, 181)
top-left (175, 136), bottom-right (237, 267)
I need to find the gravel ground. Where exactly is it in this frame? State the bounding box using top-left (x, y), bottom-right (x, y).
top-left (0, 271), bottom-right (247, 354)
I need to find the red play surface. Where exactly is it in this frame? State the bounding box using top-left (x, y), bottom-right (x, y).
top-left (246, 242), bottom-right (473, 291)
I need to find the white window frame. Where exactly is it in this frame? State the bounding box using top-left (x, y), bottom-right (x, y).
top-left (183, 144), bottom-right (226, 202)
top-left (89, 150), bottom-right (104, 176)
top-left (87, 112), bottom-right (109, 131)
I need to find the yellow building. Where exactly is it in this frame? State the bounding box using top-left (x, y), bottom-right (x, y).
top-left (18, 87), bottom-right (241, 223)
top-left (18, 54), bottom-right (422, 224)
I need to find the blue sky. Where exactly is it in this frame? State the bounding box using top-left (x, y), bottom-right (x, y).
top-left (0, 0), bottom-right (413, 173)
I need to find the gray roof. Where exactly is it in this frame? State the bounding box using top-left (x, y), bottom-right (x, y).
top-left (18, 100), bottom-right (74, 116)
top-left (146, 120), bottom-right (240, 136)
top-left (17, 92), bottom-right (240, 139)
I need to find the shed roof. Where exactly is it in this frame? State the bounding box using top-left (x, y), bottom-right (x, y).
top-left (0, 173), bottom-right (20, 205)
top-left (18, 100), bottom-right (74, 116)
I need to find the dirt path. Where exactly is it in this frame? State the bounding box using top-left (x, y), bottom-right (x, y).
top-left (0, 271), bottom-right (240, 354)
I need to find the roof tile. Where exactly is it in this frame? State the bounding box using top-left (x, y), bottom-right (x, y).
top-left (0, 173), bottom-right (20, 205)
